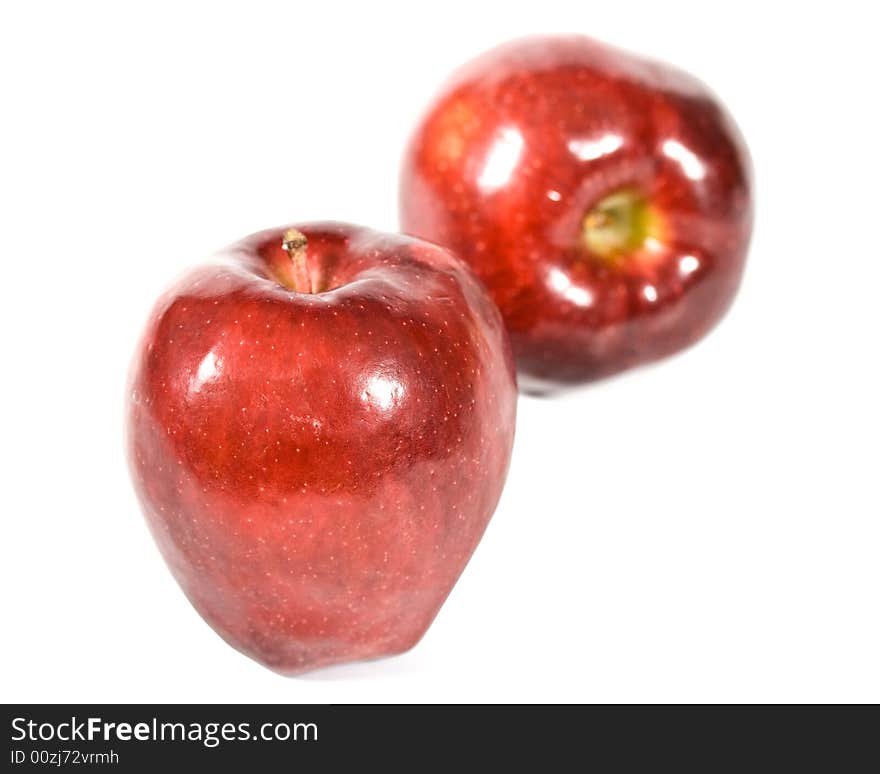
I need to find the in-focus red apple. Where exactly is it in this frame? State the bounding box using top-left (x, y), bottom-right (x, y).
top-left (400, 35), bottom-right (753, 391)
top-left (126, 222), bottom-right (517, 674)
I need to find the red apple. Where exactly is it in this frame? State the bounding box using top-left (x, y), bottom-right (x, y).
top-left (400, 35), bottom-right (753, 390)
top-left (126, 222), bottom-right (517, 673)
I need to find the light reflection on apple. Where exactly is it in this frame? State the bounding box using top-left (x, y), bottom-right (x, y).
top-left (547, 267), bottom-right (594, 308)
top-left (477, 127), bottom-right (524, 192)
top-left (567, 133), bottom-right (624, 162)
top-left (189, 349), bottom-right (222, 397)
top-left (678, 254), bottom-right (701, 276)
top-left (661, 139), bottom-right (706, 181)
top-left (360, 370), bottom-right (406, 413)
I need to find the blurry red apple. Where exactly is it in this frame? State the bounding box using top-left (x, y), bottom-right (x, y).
top-left (400, 35), bottom-right (753, 390)
top-left (126, 222), bottom-right (517, 673)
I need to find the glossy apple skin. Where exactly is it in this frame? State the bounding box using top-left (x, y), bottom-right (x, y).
top-left (126, 222), bottom-right (517, 674)
top-left (400, 35), bottom-right (753, 390)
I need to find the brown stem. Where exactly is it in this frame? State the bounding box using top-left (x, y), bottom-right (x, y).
top-left (583, 210), bottom-right (613, 231)
top-left (282, 229), bottom-right (312, 293)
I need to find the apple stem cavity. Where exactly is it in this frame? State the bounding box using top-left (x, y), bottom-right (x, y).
top-left (282, 229), bottom-right (313, 294)
top-left (582, 189), bottom-right (653, 262)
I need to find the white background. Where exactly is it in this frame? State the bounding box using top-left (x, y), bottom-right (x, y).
top-left (2, 1), bottom-right (878, 703)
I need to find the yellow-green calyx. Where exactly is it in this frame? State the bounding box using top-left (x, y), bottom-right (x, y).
top-left (582, 189), bottom-right (653, 262)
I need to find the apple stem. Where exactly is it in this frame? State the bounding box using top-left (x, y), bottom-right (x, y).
top-left (583, 210), bottom-right (613, 231)
top-left (282, 229), bottom-right (312, 293)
